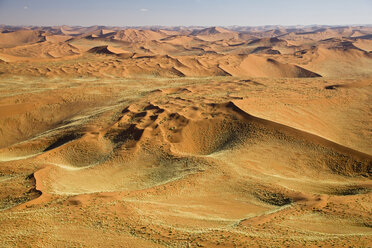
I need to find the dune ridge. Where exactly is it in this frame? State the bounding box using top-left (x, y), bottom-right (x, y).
top-left (1, 25), bottom-right (372, 77)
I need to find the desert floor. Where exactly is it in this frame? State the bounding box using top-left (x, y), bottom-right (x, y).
top-left (0, 26), bottom-right (371, 247)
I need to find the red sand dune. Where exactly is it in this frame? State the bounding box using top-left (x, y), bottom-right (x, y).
top-left (0, 25), bottom-right (371, 248)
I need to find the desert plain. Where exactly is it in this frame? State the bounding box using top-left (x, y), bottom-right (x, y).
top-left (0, 25), bottom-right (371, 247)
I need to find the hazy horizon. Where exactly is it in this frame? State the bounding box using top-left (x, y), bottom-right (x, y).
top-left (0, 0), bottom-right (371, 27)
top-left (1, 24), bottom-right (372, 29)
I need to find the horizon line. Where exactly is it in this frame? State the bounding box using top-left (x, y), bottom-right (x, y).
top-left (1, 23), bottom-right (372, 29)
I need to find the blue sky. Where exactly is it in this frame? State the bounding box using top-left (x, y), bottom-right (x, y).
top-left (0, 0), bottom-right (371, 26)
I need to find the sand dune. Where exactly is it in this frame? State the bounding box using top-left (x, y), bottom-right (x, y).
top-left (191, 27), bottom-right (239, 41)
top-left (0, 30), bottom-right (45, 48)
top-left (59, 25), bottom-right (104, 36)
top-left (0, 51), bottom-right (321, 77)
top-left (0, 42), bottom-right (80, 61)
top-left (45, 34), bottom-right (73, 43)
top-left (87, 45), bottom-right (129, 55)
top-left (248, 37), bottom-right (287, 46)
top-left (0, 25), bottom-right (372, 247)
top-left (218, 55), bottom-right (321, 77)
top-left (0, 26), bottom-right (371, 77)
top-left (0, 25), bottom-right (371, 78)
top-left (301, 46), bottom-right (372, 77)
top-left (110, 29), bottom-right (167, 43)
top-left (353, 39), bottom-right (372, 52)
top-left (191, 26), bottom-right (233, 35)
top-left (15, 99), bottom-right (369, 197)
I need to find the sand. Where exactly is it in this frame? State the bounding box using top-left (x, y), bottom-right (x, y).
top-left (0, 25), bottom-right (371, 247)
